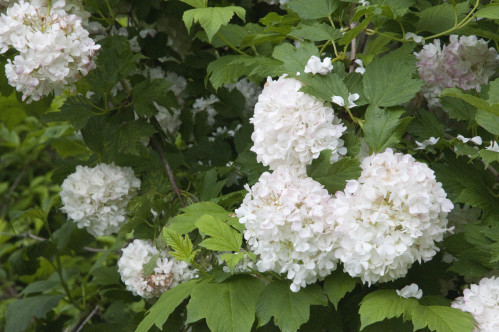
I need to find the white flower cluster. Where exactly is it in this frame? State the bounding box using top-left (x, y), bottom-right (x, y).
top-left (452, 276), bottom-right (499, 332)
top-left (415, 35), bottom-right (499, 107)
top-left (60, 163), bottom-right (141, 237)
top-left (117, 239), bottom-right (197, 298)
top-left (236, 168), bottom-right (339, 292)
top-left (331, 149), bottom-right (453, 285)
top-left (0, 0), bottom-right (100, 102)
top-left (250, 75), bottom-right (347, 174)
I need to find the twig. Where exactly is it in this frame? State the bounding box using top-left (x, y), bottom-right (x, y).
top-left (150, 136), bottom-right (185, 207)
top-left (71, 305), bottom-right (100, 332)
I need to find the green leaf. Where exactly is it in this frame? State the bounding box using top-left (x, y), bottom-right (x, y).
top-left (417, 2), bottom-right (470, 34)
top-left (288, 22), bottom-right (342, 42)
top-left (287, 0), bottom-right (338, 19)
top-left (42, 96), bottom-right (94, 130)
top-left (135, 280), bottom-right (198, 332)
top-left (256, 280), bottom-right (327, 332)
top-left (480, 150), bottom-right (499, 168)
top-left (411, 305), bottom-right (475, 332)
top-left (407, 109), bottom-right (445, 139)
top-left (359, 289), bottom-right (419, 330)
top-left (142, 253), bottom-right (160, 276)
top-left (323, 270), bottom-right (357, 309)
top-left (170, 202), bottom-right (232, 235)
top-left (219, 253), bottom-right (246, 274)
top-left (195, 215), bottom-right (242, 252)
top-left (440, 96), bottom-right (476, 122)
top-left (163, 228), bottom-right (196, 263)
top-left (206, 55), bottom-right (248, 90)
top-left (5, 295), bottom-right (64, 332)
top-left (133, 79), bottom-right (177, 117)
top-left (339, 15), bottom-right (374, 46)
top-left (183, 6), bottom-right (246, 42)
top-left (200, 168), bottom-right (227, 201)
top-left (299, 73), bottom-right (349, 104)
top-left (476, 109), bottom-right (499, 135)
top-left (186, 276), bottom-right (265, 332)
top-left (91, 266), bottom-right (121, 285)
top-left (475, 4), bottom-right (499, 19)
top-left (363, 44), bottom-right (422, 107)
top-left (180, 0), bottom-right (207, 8)
top-left (363, 106), bottom-right (413, 152)
top-left (307, 152), bottom-right (361, 194)
top-left (272, 42), bottom-right (319, 75)
top-left (440, 88), bottom-right (499, 116)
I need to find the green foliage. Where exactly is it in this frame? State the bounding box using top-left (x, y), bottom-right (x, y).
top-left (323, 270), bottom-right (357, 309)
top-left (195, 215), bottom-right (242, 252)
top-left (169, 201), bottom-right (232, 235)
top-left (287, 0), bottom-right (338, 20)
top-left (136, 280), bottom-right (198, 332)
top-left (163, 227), bottom-right (197, 263)
top-left (256, 280), bottom-right (327, 332)
top-left (307, 151), bottom-right (361, 194)
top-left (186, 276), bottom-right (265, 332)
top-left (183, 6), bottom-right (246, 42)
top-left (411, 305), bottom-right (475, 332)
top-left (5, 295), bottom-right (64, 332)
top-left (133, 79), bottom-right (176, 117)
top-left (272, 42), bottom-right (319, 76)
top-left (363, 45), bottom-right (423, 107)
top-left (417, 2), bottom-right (470, 34)
top-left (363, 106), bottom-right (413, 152)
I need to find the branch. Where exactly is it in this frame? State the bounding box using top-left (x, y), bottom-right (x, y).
top-left (71, 305), bottom-right (100, 332)
top-left (150, 136), bottom-right (185, 207)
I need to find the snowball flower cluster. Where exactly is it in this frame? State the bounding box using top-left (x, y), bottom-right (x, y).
top-left (331, 149), bottom-right (453, 285)
top-left (397, 283), bottom-right (423, 299)
top-left (236, 168), bottom-right (339, 292)
top-left (304, 56), bottom-right (333, 75)
top-left (250, 75), bottom-right (347, 174)
top-left (60, 163), bottom-right (141, 237)
top-left (415, 35), bottom-right (499, 107)
top-left (193, 94), bottom-right (219, 126)
top-left (0, 0), bottom-right (100, 102)
top-left (452, 276), bottom-right (499, 332)
top-left (117, 239), bottom-right (197, 298)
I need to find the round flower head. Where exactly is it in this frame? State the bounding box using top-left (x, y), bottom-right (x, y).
top-left (452, 276), bottom-right (499, 332)
top-left (415, 35), bottom-right (499, 107)
top-left (60, 163), bottom-right (141, 237)
top-left (250, 75), bottom-right (347, 174)
top-left (331, 149), bottom-right (453, 285)
top-left (0, 0), bottom-right (100, 102)
top-left (236, 167), bottom-right (339, 292)
top-left (117, 239), bottom-right (197, 298)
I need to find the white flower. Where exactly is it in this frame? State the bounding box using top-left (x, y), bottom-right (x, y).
top-left (452, 277), bottom-right (499, 332)
top-left (415, 35), bottom-right (499, 108)
top-left (332, 149), bottom-right (453, 285)
top-left (0, 0), bottom-right (100, 102)
top-left (251, 75), bottom-right (347, 174)
top-left (415, 136), bottom-right (440, 150)
top-left (304, 56), bottom-right (333, 75)
top-left (457, 135), bottom-right (483, 145)
top-left (397, 283), bottom-right (423, 299)
top-left (332, 93), bottom-right (360, 108)
top-left (236, 168), bottom-right (339, 292)
top-left (405, 32), bottom-right (424, 44)
top-left (60, 163), bottom-right (141, 237)
top-left (354, 59), bottom-right (366, 75)
top-left (359, 0), bottom-right (370, 6)
top-left (117, 239), bottom-right (197, 298)
top-left (486, 140), bottom-right (499, 152)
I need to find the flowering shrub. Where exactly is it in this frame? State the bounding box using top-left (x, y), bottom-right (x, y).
top-left (2, 0), bottom-right (499, 332)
